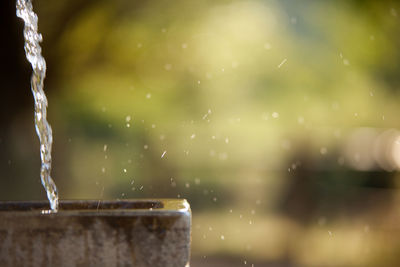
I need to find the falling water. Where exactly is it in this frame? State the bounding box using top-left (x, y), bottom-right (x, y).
top-left (16, 0), bottom-right (58, 211)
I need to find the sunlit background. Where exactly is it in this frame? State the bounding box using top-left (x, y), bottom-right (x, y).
top-left (2, 0), bottom-right (400, 266)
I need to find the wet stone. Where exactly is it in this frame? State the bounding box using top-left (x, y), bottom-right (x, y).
top-left (0, 199), bottom-right (191, 267)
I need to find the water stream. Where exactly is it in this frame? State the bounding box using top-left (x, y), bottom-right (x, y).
top-left (16, 0), bottom-right (59, 211)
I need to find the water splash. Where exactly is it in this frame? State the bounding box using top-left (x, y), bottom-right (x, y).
top-left (16, 0), bottom-right (58, 211)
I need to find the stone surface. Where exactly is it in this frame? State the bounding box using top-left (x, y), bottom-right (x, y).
top-left (0, 199), bottom-right (191, 267)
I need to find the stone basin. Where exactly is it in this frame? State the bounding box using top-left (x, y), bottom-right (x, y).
top-left (0, 199), bottom-right (191, 267)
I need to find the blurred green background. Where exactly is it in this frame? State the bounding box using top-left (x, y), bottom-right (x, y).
top-left (2, 0), bottom-right (400, 266)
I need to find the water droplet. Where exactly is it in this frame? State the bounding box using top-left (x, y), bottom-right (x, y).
top-left (272, 112), bottom-right (279, 119)
top-left (41, 210), bottom-right (52, 214)
top-left (278, 58), bottom-right (287, 68)
top-left (146, 93), bottom-right (152, 99)
top-left (190, 134), bottom-right (196, 139)
top-left (220, 235), bottom-right (225, 240)
top-left (202, 109), bottom-right (212, 120)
